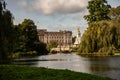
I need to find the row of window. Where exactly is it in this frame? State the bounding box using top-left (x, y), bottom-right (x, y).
top-left (44, 40), bottom-right (72, 44)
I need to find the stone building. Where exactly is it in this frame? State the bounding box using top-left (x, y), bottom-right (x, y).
top-left (37, 29), bottom-right (72, 46)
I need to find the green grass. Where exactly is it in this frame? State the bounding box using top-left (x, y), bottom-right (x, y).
top-left (0, 65), bottom-right (113, 80)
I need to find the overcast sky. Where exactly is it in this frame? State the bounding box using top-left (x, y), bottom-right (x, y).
top-left (5, 0), bottom-right (120, 36)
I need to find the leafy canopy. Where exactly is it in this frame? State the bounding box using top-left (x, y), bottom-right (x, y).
top-left (109, 6), bottom-right (120, 20)
top-left (47, 40), bottom-right (58, 51)
top-left (15, 19), bottom-right (48, 55)
top-left (84, 0), bottom-right (111, 23)
top-left (0, 0), bottom-right (15, 63)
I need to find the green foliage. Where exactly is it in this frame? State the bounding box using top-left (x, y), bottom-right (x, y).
top-left (72, 36), bottom-right (76, 44)
top-left (0, 65), bottom-right (113, 80)
top-left (14, 19), bottom-right (48, 56)
top-left (0, 0), bottom-right (15, 63)
top-left (78, 21), bottom-right (119, 54)
top-left (80, 4), bottom-right (120, 55)
top-left (84, 0), bottom-right (111, 23)
top-left (107, 46), bottom-right (114, 55)
top-left (109, 6), bottom-right (120, 49)
top-left (35, 42), bottom-right (48, 55)
top-left (47, 40), bottom-right (58, 52)
top-left (18, 19), bottom-right (39, 52)
top-left (109, 6), bottom-right (120, 20)
top-left (71, 47), bottom-right (78, 52)
top-left (50, 50), bottom-right (58, 54)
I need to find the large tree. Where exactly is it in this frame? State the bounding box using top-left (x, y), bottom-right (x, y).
top-left (16, 19), bottom-right (48, 55)
top-left (79, 2), bottom-right (120, 54)
top-left (84, 0), bottom-right (111, 23)
top-left (109, 6), bottom-right (120, 49)
top-left (78, 21), bottom-right (118, 54)
top-left (18, 19), bottom-right (39, 52)
top-left (0, 0), bottom-right (14, 63)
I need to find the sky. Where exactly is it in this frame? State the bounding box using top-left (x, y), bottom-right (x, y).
top-left (5, 0), bottom-right (120, 36)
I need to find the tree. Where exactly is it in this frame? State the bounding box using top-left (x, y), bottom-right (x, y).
top-left (79, 4), bottom-right (120, 54)
top-left (78, 21), bottom-right (118, 54)
top-left (15, 19), bottom-right (48, 55)
top-left (84, 0), bottom-right (111, 23)
top-left (109, 6), bottom-right (120, 20)
top-left (35, 42), bottom-right (48, 55)
top-left (13, 25), bottom-right (27, 53)
top-left (47, 40), bottom-right (58, 52)
top-left (0, 0), bottom-right (14, 63)
top-left (18, 19), bottom-right (39, 52)
top-left (72, 36), bottom-right (76, 44)
top-left (109, 6), bottom-right (120, 49)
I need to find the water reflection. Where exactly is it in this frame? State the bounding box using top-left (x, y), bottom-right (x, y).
top-left (35, 54), bottom-right (90, 73)
top-left (87, 56), bottom-right (120, 80)
top-left (13, 53), bottom-right (120, 80)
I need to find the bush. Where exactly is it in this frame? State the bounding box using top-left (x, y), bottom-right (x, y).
top-left (50, 50), bottom-right (58, 54)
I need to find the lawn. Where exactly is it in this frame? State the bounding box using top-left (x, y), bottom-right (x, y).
top-left (0, 65), bottom-right (113, 80)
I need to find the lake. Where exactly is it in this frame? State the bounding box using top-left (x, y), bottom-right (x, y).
top-left (13, 53), bottom-right (120, 80)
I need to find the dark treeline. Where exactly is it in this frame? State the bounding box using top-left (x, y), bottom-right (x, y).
top-left (0, 0), bottom-right (15, 63)
top-left (78, 0), bottom-right (120, 54)
top-left (13, 19), bottom-right (48, 57)
top-left (0, 0), bottom-right (48, 64)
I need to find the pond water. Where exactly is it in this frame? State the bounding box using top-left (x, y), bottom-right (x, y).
top-left (13, 53), bottom-right (120, 80)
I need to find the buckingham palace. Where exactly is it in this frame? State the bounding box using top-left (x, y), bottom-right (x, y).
top-left (37, 29), bottom-right (72, 46)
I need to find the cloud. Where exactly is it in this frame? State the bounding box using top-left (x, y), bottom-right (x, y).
top-left (37, 23), bottom-right (87, 36)
top-left (18, 0), bottom-right (89, 15)
top-left (73, 9), bottom-right (88, 20)
top-left (18, 1), bottom-right (27, 7)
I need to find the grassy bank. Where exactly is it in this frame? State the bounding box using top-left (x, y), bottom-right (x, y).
top-left (0, 65), bottom-right (113, 80)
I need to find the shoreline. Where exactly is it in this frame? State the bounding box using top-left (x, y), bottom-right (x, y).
top-left (77, 53), bottom-right (120, 57)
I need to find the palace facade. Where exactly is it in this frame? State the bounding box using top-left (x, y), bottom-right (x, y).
top-left (37, 29), bottom-right (72, 46)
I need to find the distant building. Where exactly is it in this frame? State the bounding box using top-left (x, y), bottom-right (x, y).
top-left (37, 29), bottom-right (72, 46)
top-left (74, 27), bottom-right (81, 47)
